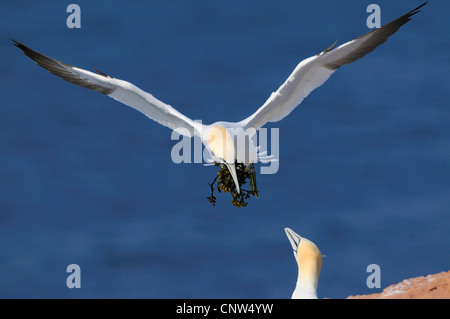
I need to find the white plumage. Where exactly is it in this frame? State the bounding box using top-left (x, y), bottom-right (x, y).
top-left (285, 228), bottom-right (323, 299)
top-left (13, 3), bottom-right (427, 193)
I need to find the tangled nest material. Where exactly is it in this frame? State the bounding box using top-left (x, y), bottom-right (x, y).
top-left (207, 163), bottom-right (259, 207)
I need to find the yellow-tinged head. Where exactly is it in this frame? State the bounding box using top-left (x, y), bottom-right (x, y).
top-left (296, 237), bottom-right (322, 290)
top-left (284, 228), bottom-right (322, 299)
top-left (206, 125), bottom-right (236, 163)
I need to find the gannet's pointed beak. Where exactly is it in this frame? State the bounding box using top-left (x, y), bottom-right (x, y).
top-left (284, 227), bottom-right (301, 253)
top-left (205, 125), bottom-right (240, 193)
top-left (226, 162), bottom-right (240, 194)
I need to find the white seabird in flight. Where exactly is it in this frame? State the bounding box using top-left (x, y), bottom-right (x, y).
top-left (284, 228), bottom-right (323, 299)
top-left (13, 3), bottom-right (427, 194)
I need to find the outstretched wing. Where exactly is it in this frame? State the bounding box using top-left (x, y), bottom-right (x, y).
top-left (13, 40), bottom-right (203, 137)
top-left (241, 2), bottom-right (427, 130)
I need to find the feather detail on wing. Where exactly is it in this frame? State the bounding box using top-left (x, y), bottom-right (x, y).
top-left (241, 2), bottom-right (427, 130)
top-left (13, 40), bottom-right (203, 137)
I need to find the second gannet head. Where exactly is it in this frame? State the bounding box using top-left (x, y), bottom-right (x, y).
top-left (205, 125), bottom-right (240, 193)
top-left (284, 227), bottom-right (322, 299)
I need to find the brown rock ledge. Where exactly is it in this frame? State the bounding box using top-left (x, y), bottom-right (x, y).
top-left (347, 271), bottom-right (450, 299)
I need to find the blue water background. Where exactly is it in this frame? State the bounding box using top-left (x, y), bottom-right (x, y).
top-left (0, 1), bottom-right (448, 298)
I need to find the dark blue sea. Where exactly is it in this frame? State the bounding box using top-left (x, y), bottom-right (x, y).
top-left (0, 1), bottom-right (448, 298)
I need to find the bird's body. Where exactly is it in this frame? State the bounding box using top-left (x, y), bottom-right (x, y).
top-left (13, 3), bottom-right (427, 193)
top-left (284, 228), bottom-right (323, 299)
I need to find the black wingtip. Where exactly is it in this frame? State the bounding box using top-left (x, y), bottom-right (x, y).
top-left (7, 31), bottom-right (18, 44)
top-left (11, 39), bottom-right (45, 65)
top-left (419, 1), bottom-right (429, 9)
top-left (11, 38), bottom-right (34, 56)
top-left (402, 2), bottom-right (428, 25)
top-left (10, 35), bottom-right (27, 49)
top-left (10, 37), bottom-right (21, 48)
top-left (410, 2), bottom-right (428, 16)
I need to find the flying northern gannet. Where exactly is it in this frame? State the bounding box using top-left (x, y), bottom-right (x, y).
top-left (13, 3), bottom-right (427, 194)
top-left (285, 228), bottom-right (323, 299)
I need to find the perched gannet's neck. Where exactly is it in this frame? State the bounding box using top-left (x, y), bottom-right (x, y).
top-left (293, 237), bottom-right (322, 299)
top-left (285, 228), bottom-right (322, 299)
top-left (292, 282), bottom-right (318, 299)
